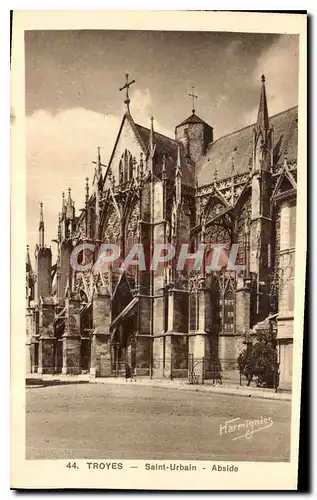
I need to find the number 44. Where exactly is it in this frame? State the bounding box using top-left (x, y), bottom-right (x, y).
top-left (66, 462), bottom-right (79, 470)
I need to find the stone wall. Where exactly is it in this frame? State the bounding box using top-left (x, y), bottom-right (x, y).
top-left (175, 122), bottom-right (213, 164)
top-left (35, 248), bottom-right (52, 302)
top-left (90, 287), bottom-right (112, 377)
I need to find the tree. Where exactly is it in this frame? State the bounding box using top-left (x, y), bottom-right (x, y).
top-left (237, 331), bottom-right (278, 388)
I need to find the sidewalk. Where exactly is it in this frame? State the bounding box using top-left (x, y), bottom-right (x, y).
top-left (26, 373), bottom-right (291, 401)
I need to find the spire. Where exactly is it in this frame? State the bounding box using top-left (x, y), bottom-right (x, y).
top-left (39, 202), bottom-right (44, 247)
top-left (26, 245), bottom-right (32, 273)
top-left (149, 116), bottom-right (156, 157)
top-left (256, 74), bottom-right (269, 132)
top-left (61, 191), bottom-right (66, 216)
top-left (66, 187), bottom-right (75, 220)
top-left (57, 213), bottom-right (62, 242)
top-left (253, 75), bottom-right (272, 172)
top-left (175, 145), bottom-right (182, 206)
top-left (148, 117), bottom-right (156, 179)
top-left (85, 177), bottom-right (89, 204)
top-left (93, 146), bottom-right (102, 186)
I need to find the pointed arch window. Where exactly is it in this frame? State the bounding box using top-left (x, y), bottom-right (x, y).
top-left (213, 273), bottom-right (236, 334)
top-left (119, 149), bottom-right (134, 184)
top-left (235, 198), bottom-right (251, 268)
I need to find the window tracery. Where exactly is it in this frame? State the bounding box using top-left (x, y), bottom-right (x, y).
top-left (211, 272), bottom-right (236, 334)
top-left (125, 203), bottom-right (140, 257)
top-left (119, 149), bottom-right (134, 184)
top-left (103, 207), bottom-right (121, 245)
top-left (235, 198), bottom-right (251, 266)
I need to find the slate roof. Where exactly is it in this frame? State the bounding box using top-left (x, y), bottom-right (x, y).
top-left (135, 123), bottom-right (196, 187)
top-left (135, 123), bottom-right (178, 160)
top-left (176, 113), bottom-right (210, 127)
top-left (196, 106), bottom-right (298, 187)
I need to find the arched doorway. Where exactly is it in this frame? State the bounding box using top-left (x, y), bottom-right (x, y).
top-left (110, 316), bottom-right (137, 377)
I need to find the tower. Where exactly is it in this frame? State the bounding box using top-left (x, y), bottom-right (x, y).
top-left (59, 189), bottom-right (76, 300)
top-left (35, 202), bottom-right (52, 304)
top-left (175, 89), bottom-right (213, 165)
top-left (34, 203), bottom-right (55, 374)
top-left (250, 75), bottom-right (273, 322)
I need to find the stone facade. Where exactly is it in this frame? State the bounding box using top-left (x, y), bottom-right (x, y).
top-left (26, 76), bottom-right (298, 389)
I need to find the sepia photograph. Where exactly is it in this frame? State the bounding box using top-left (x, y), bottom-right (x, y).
top-left (11, 10), bottom-right (307, 490)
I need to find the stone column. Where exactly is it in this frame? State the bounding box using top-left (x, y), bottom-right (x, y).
top-left (152, 273), bottom-right (165, 379)
top-left (38, 299), bottom-right (55, 375)
top-left (235, 275), bottom-right (251, 335)
top-left (134, 290), bottom-right (152, 376)
top-left (62, 293), bottom-right (81, 375)
top-left (276, 199), bottom-right (295, 390)
top-left (164, 289), bottom-right (188, 379)
top-left (25, 307), bottom-right (34, 374)
top-left (190, 283), bottom-right (213, 381)
top-left (90, 286), bottom-right (112, 378)
top-left (30, 338), bottom-right (38, 373)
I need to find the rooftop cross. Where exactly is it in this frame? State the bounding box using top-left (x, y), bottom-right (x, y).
top-left (188, 86), bottom-right (198, 114)
top-left (119, 73), bottom-right (136, 112)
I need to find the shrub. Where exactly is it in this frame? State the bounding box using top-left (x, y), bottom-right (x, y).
top-left (237, 335), bottom-right (278, 388)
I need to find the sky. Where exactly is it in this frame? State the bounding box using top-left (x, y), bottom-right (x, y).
top-left (25, 30), bottom-right (299, 265)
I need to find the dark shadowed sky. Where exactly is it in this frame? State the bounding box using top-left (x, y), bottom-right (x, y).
top-left (25, 30), bottom-right (299, 261)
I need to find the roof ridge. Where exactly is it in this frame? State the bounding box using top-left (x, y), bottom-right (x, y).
top-left (211, 105), bottom-right (298, 146)
top-left (135, 122), bottom-right (176, 143)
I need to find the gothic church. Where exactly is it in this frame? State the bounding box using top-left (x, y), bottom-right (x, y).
top-left (26, 75), bottom-right (297, 390)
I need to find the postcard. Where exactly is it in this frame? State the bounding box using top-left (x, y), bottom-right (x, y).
top-left (11, 10), bottom-right (307, 490)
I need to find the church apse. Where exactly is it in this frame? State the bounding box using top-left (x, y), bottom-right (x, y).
top-left (26, 74), bottom-right (298, 388)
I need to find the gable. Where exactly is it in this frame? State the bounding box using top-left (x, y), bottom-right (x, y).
top-left (107, 114), bottom-right (146, 185)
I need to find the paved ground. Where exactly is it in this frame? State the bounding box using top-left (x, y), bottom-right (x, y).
top-left (26, 382), bottom-right (291, 462)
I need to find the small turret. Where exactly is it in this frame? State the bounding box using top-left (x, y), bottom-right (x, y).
top-left (66, 187), bottom-right (75, 220)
